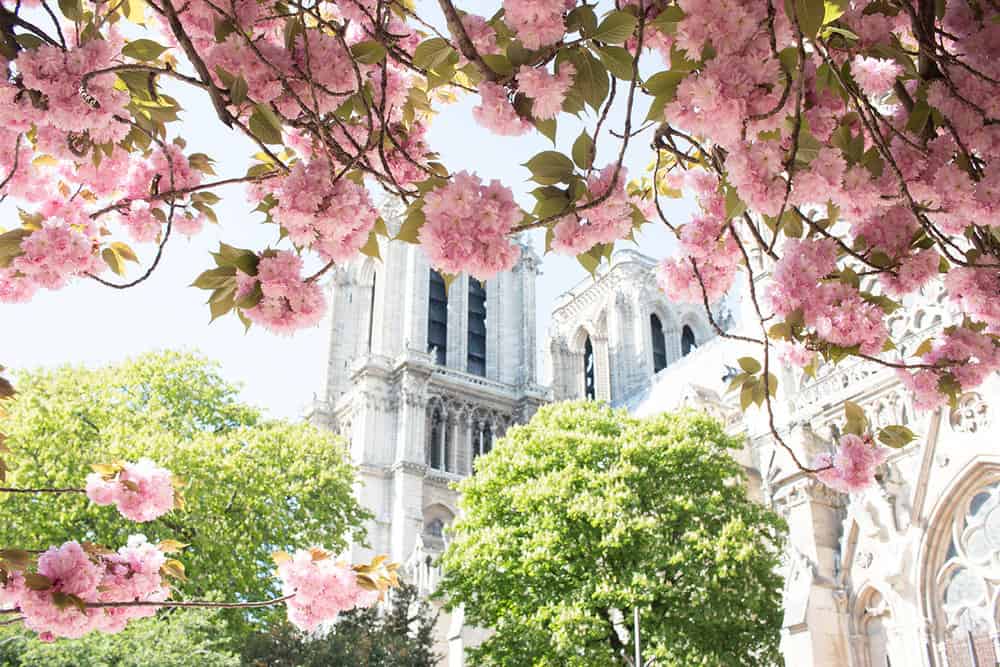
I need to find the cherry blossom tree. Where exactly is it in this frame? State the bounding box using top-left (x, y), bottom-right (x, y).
top-left (2, 0), bottom-right (1000, 638)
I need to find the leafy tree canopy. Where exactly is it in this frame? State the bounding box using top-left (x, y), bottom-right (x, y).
top-left (438, 402), bottom-right (786, 667)
top-left (0, 351), bottom-right (370, 636)
top-left (0, 606), bottom-right (239, 667)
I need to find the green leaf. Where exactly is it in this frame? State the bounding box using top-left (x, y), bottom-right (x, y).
top-left (413, 38), bottom-right (454, 71)
top-left (565, 48), bottom-right (609, 111)
top-left (843, 400), bottom-right (867, 435)
top-left (740, 379), bottom-right (757, 410)
top-left (523, 151), bottom-right (574, 185)
top-left (765, 372), bottom-right (778, 397)
top-left (102, 247), bottom-right (126, 276)
top-left (396, 206), bottom-right (425, 243)
top-left (576, 249), bottom-right (601, 275)
top-left (592, 11), bottom-right (639, 44)
top-left (110, 242), bottom-right (139, 264)
top-left (737, 357), bottom-right (761, 374)
top-left (481, 54), bottom-right (513, 77)
top-left (249, 104), bottom-right (284, 145)
top-left (534, 117), bottom-right (557, 144)
top-left (787, 0), bottom-right (826, 39)
top-left (571, 131), bottom-right (595, 170)
top-left (566, 5), bottom-right (598, 36)
top-left (650, 6), bottom-right (685, 34)
top-left (57, 0), bottom-right (83, 21)
top-left (533, 194), bottom-right (570, 219)
top-left (823, 0), bottom-right (849, 24)
top-left (191, 266), bottom-right (236, 290)
top-left (0, 228), bottom-right (30, 268)
top-left (229, 75), bottom-right (248, 106)
top-left (351, 40), bottom-right (387, 64)
top-left (359, 230), bottom-right (381, 259)
top-left (878, 425), bottom-right (915, 449)
top-left (725, 187), bottom-right (747, 220)
top-left (594, 45), bottom-right (634, 80)
top-left (122, 39), bottom-right (169, 62)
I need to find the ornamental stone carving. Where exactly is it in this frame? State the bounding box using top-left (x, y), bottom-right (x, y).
top-left (949, 392), bottom-right (990, 434)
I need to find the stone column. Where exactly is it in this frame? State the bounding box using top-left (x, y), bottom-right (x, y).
top-left (593, 335), bottom-right (612, 402)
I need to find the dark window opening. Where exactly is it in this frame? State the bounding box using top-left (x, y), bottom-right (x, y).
top-left (429, 407), bottom-right (444, 471)
top-left (367, 273), bottom-right (377, 352)
top-left (681, 325), bottom-right (697, 357)
top-left (650, 313), bottom-right (667, 373)
top-left (473, 422), bottom-right (493, 466)
top-left (584, 337), bottom-right (596, 400)
top-left (467, 278), bottom-right (487, 377)
top-left (428, 270), bottom-right (448, 365)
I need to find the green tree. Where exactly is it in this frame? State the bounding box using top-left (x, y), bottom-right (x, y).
top-left (0, 607), bottom-right (239, 667)
top-left (240, 582), bottom-right (438, 667)
top-left (0, 351), bottom-right (370, 635)
top-left (437, 402), bottom-right (786, 667)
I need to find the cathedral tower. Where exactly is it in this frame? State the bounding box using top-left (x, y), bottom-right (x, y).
top-left (309, 197), bottom-right (549, 663)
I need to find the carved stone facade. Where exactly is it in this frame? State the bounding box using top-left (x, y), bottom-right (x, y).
top-left (549, 249), bottom-right (1000, 667)
top-left (308, 198), bottom-right (548, 665)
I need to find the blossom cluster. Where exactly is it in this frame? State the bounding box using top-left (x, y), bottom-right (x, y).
top-left (276, 549), bottom-right (378, 631)
top-left (85, 458), bottom-right (177, 523)
top-left (815, 434), bottom-right (888, 494)
top-left (0, 537), bottom-right (169, 641)
top-left (236, 251), bottom-right (326, 334)
top-left (419, 172), bottom-right (522, 281)
top-left (251, 160), bottom-right (378, 263)
top-left (552, 166), bottom-right (641, 255)
top-left (656, 172), bottom-right (741, 303)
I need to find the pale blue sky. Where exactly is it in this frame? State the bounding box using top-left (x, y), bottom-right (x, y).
top-left (0, 8), bottom-right (695, 418)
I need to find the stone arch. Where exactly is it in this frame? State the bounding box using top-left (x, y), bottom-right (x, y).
top-left (918, 458), bottom-right (1000, 648)
top-left (852, 585), bottom-right (895, 667)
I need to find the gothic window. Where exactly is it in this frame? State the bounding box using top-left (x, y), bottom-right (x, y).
top-left (367, 272), bottom-right (377, 352)
top-left (858, 591), bottom-right (892, 667)
top-left (468, 278), bottom-right (487, 377)
top-left (650, 314), bottom-right (667, 373)
top-left (681, 324), bottom-right (697, 357)
top-left (425, 519), bottom-right (444, 538)
top-left (584, 336), bottom-right (596, 400)
top-left (473, 421), bottom-right (493, 466)
top-left (428, 407), bottom-right (445, 471)
top-left (428, 270), bottom-right (448, 365)
top-left (931, 480), bottom-right (1000, 666)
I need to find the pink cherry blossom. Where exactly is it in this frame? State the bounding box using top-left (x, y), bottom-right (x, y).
top-left (236, 251), bottom-right (327, 334)
top-left (502, 0), bottom-right (574, 50)
top-left (86, 459), bottom-right (176, 523)
top-left (552, 166), bottom-right (639, 255)
top-left (277, 549), bottom-right (378, 632)
top-left (419, 171), bottom-right (522, 281)
top-left (517, 64), bottom-right (575, 120)
top-left (473, 82), bottom-right (532, 136)
top-left (815, 434), bottom-right (888, 494)
top-left (851, 56), bottom-right (903, 97)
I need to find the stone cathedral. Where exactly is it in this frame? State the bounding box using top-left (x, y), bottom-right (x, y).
top-left (311, 201), bottom-right (1000, 667)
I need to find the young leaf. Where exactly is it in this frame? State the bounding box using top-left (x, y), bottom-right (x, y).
top-left (122, 39), bottom-right (169, 62)
top-left (878, 425), bottom-right (915, 449)
top-left (737, 357), bottom-right (762, 374)
top-left (572, 131), bottom-right (595, 170)
top-left (592, 11), bottom-right (639, 44)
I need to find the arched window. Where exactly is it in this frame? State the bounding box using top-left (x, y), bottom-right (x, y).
top-left (681, 324), bottom-right (697, 357)
top-left (584, 336), bottom-right (596, 400)
top-left (427, 270), bottom-right (447, 365)
top-left (650, 314), bottom-right (667, 373)
top-left (367, 272), bottom-right (377, 352)
top-left (425, 518), bottom-right (444, 538)
top-left (473, 421), bottom-right (493, 466)
top-left (932, 480), bottom-right (1000, 666)
top-left (858, 591), bottom-right (893, 667)
top-left (428, 407), bottom-right (445, 471)
top-left (467, 279), bottom-right (487, 376)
